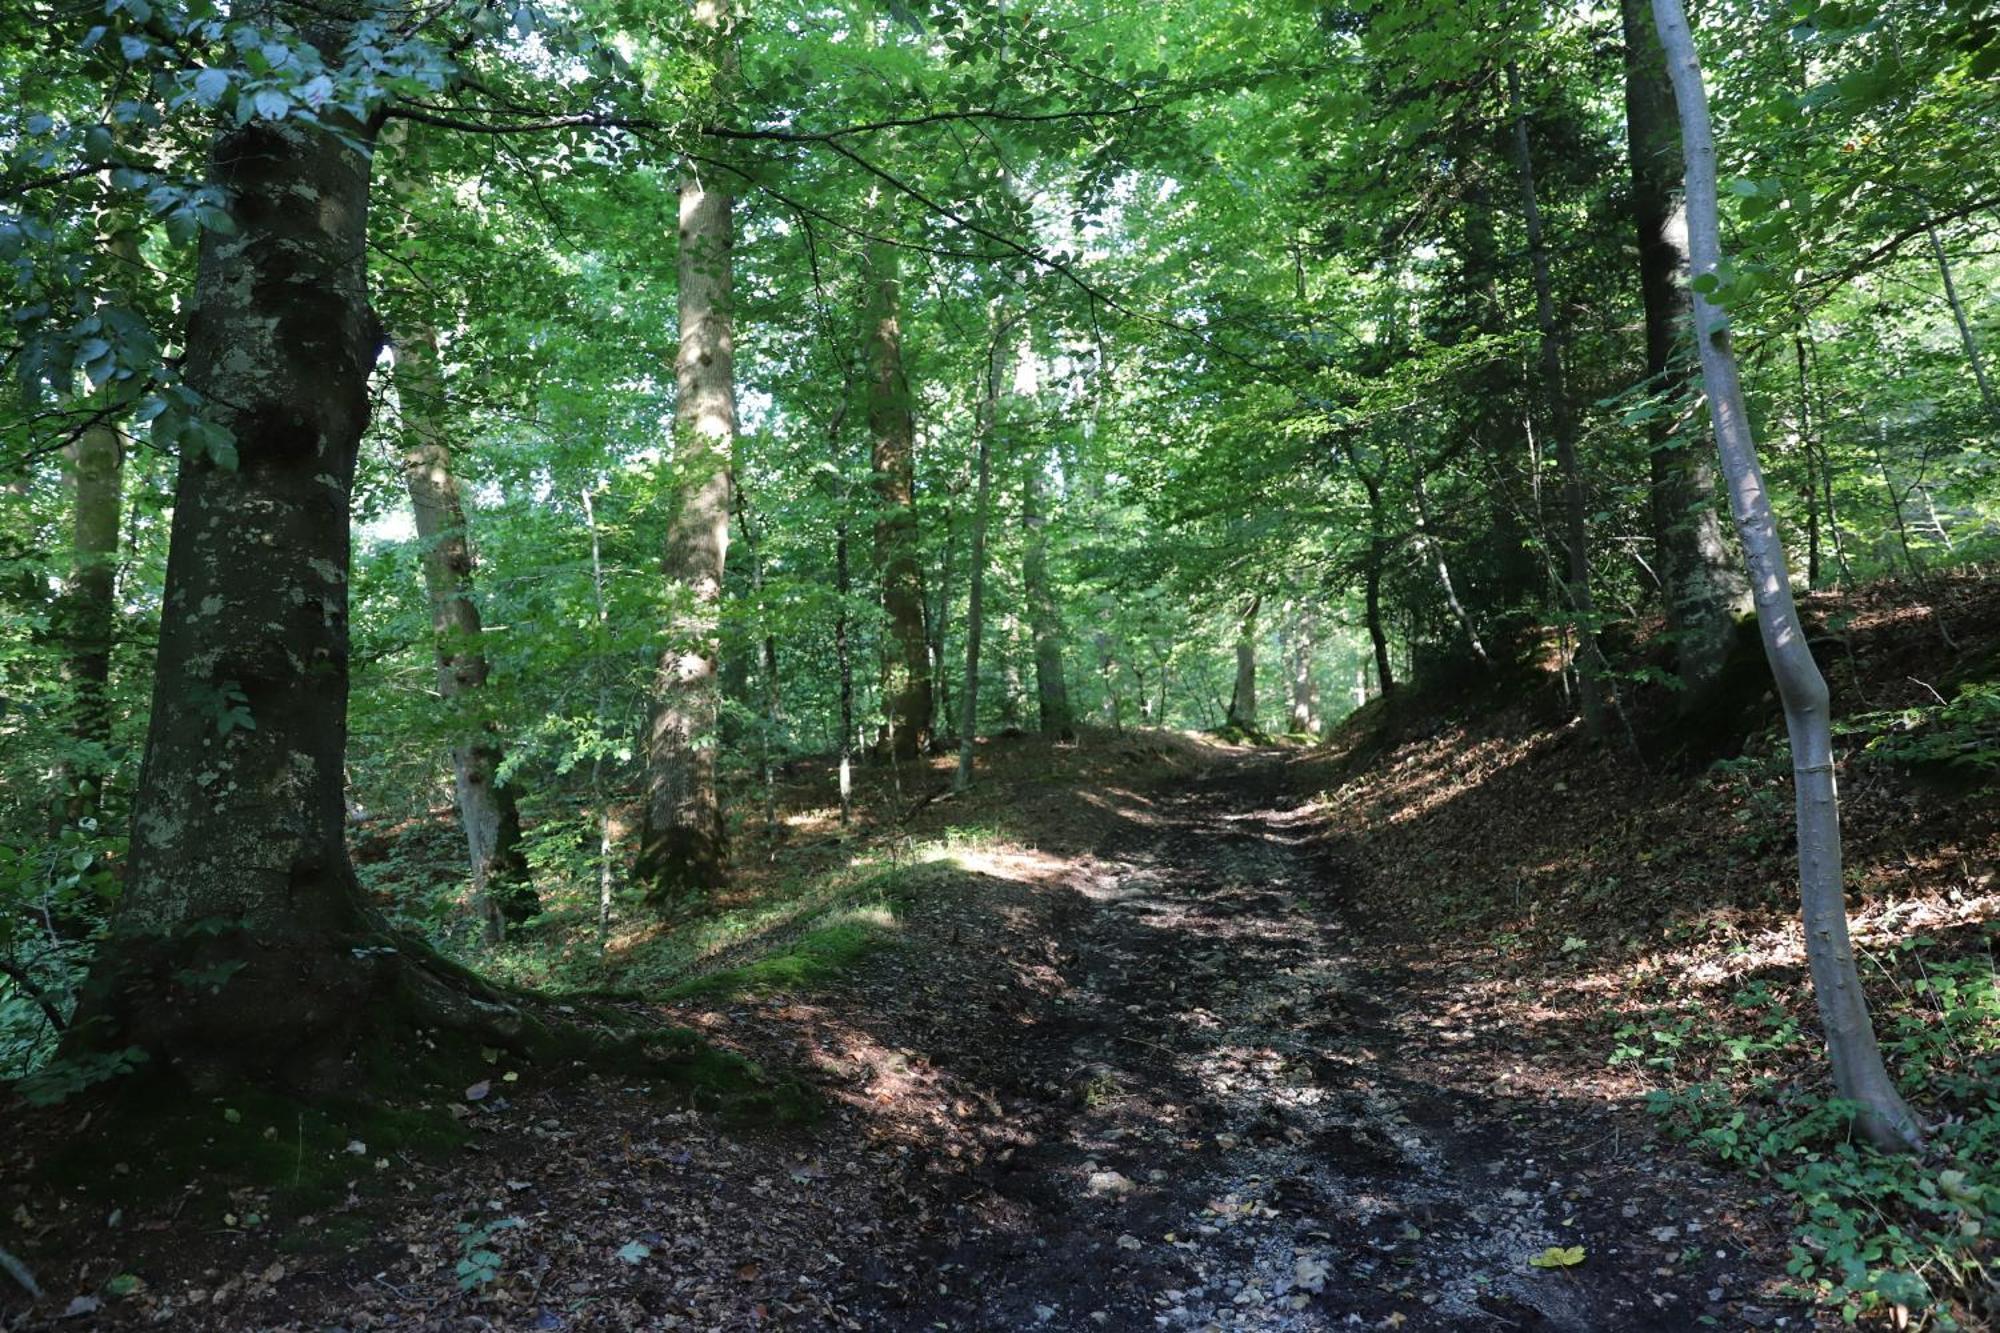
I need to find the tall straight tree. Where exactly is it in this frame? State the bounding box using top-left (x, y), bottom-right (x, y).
top-left (1227, 592), bottom-right (1260, 731)
top-left (865, 240), bottom-right (932, 760)
top-left (1507, 64), bottom-right (1607, 737)
top-left (1619, 0), bottom-right (1746, 702)
top-left (1653, 0), bottom-right (1922, 1152)
top-left (1021, 441), bottom-right (1072, 740)
top-left (393, 324), bottom-right (536, 940)
top-left (51, 225), bottom-right (141, 826)
top-left (638, 0), bottom-right (738, 901)
top-left (955, 314), bottom-right (1012, 792)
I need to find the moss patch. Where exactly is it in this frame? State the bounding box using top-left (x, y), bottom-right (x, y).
top-left (663, 910), bottom-right (897, 1004)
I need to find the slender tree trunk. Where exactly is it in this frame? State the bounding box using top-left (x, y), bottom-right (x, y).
top-left (52, 227), bottom-right (141, 827)
top-left (955, 321), bottom-right (1008, 792)
top-left (393, 325), bottom-right (535, 941)
top-left (1096, 633), bottom-right (1123, 733)
top-left (1349, 447), bottom-right (1398, 698)
top-left (1795, 331), bottom-right (1823, 587)
top-left (733, 489), bottom-right (782, 838)
top-left (1022, 447), bottom-right (1072, 740)
top-left (1022, 459), bottom-right (1072, 741)
top-left (1800, 332), bottom-right (1853, 584)
top-left (997, 612), bottom-right (1026, 729)
top-left (638, 21), bottom-right (736, 901)
top-left (1621, 0), bottom-right (1747, 702)
top-left (580, 485), bottom-right (616, 950)
top-left (865, 243), bottom-right (932, 760)
top-left (57, 411), bottom-right (122, 821)
top-left (1655, 0), bottom-right (1922, 1152)
top-left (1926, 223), bottom-right (1999, 425)
top-left (931, 477), bottom-right (957, 747)
top-left (1411, 463), bottom-right (1490, 665)
top-left (1226, 593), bottom-right (1260, 731)
top-left (1508, 63), bottom-right (1608, 736)
top-left (834, 519), bottom-right (855, 825)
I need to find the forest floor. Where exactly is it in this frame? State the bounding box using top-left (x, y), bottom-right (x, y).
top-left (4, 579), bottom-right (1995, 1332)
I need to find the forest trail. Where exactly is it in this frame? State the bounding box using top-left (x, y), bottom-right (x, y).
top-left (804, 750), bottom-right (1814, 1332)
top-left (1, 745), bottom-right (1836, 1332)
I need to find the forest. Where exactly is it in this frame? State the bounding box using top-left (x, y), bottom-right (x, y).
top-left (1, 0), bottom-right (1997, 1326)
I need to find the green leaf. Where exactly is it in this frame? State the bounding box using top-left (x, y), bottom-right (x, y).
top-left (194, 67), bottom-right (230, 106)
top-left (1528, 1246), bottom-right (1585, 1269)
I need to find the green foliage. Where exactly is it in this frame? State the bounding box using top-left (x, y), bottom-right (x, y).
top-left (11, 1044), bottom-right (149, 1107)
top-left (454, 1216), bottom-right (525, 1291)
top-left (1855, 683), bottom-right (2000, 780)
top-left (1632, 952), bottom-right (1999, 1327)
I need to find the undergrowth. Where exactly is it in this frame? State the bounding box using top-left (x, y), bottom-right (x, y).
top-left (1614, 938), bottom-right (1998, 1328)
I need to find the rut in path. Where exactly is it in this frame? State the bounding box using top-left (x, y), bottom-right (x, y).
top-left (860, 755), bottom-right (1809, 1332)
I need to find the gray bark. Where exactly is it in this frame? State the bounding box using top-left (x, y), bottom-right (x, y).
top-left (638, 33), bottom-right (736, 901)
top-left (1227, 594), bottom-right (1260, 732)
top-left (1023, 447), bottom-right (1072, 740)
top-left (866, 243), bottom-right (933, 760)
top-left (1285, 611), bottom-right (1321, 736)
top-left (393, 325), bottom-right (534, 942)
top-left (955, 319), bottom-right (1010, 792)
top-left (54, 228), bottom-right (139, 825)
top-left (61, 29), bottom-right (494, 1089)
top-left (1655, 0), bottom-right (1922, 1152)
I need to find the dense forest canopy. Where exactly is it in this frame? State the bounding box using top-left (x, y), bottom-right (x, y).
top-left (1, 0), bottom-right (1996, 1323)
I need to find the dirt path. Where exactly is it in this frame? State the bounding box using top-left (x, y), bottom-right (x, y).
top-left (1, 750), bottom-right (1824, 1331)
top-left (840, 752), bottom-right (1814, 1331)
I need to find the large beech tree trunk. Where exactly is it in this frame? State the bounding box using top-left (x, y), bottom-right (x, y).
top-left (866, 243), bottom-right (932, 760)
top-left (1507, 65), bottom-right (1608, 737)
top-left (1619, 0), bottom-right (1746, 701)
top-left (1654, 0), bottom-right (1922, 1152)
top-left (637, 66), bottom-right (736, 901)
top-left (64, 37), bottom-right (536, 1093)
top-left (393, 324), bottom-right (535, 941)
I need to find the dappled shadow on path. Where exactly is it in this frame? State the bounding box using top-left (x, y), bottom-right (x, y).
top-left (693, 752), bottom-right (1821, 1332)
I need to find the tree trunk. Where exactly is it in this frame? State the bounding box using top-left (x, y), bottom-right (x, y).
top-left (865, 243), bottom-right (932, 760)
top-left (1620, 0), bottom-right (1748, 703)
top-left (62, 52), bottom-right (531, 1093)
top-left (637, 32), bottom-right (736, 902)
top-left (733, 490), bottom-right (783, 838)
top-left (52, 227), bottom-right (141, 827)
top-left (834, 518), bottom-right (855, 825)
top-left (1286, 610), bottom-right (1321, 736)
top-left (1226, 594), bottom-right (1260, 731)
top-left (955, 320), bottom-right (1009, 792)
top-left (1411, 462), bottom-right (1490, 666)
top-left (1925, 223), bottom-right (1999, 425)
top-left (1022, 447), bottom-right (1072, 740)
top-left (1350, 447), bottom-right (1398, 699)
top-left (1654, 0), bottom-right (1922, 1152)
top-left (1508, 64), bottom-right (1608, 737)
top-left (57, 409), bottom-right (122, 821)
top-left (393, 326), bottom-right (535, 941)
